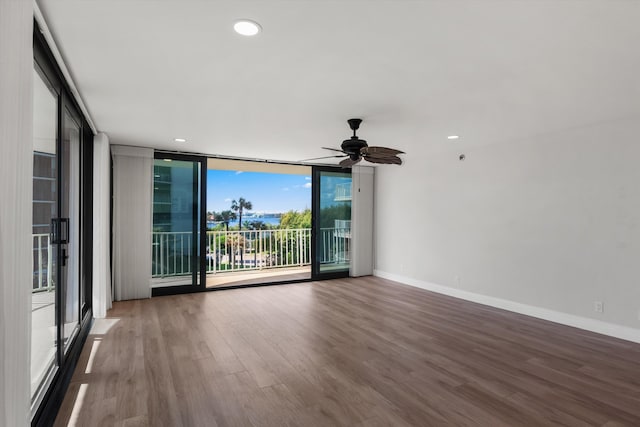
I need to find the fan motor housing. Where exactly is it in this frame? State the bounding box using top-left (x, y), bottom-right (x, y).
top-left (341, 137), bottom-right (367, 155)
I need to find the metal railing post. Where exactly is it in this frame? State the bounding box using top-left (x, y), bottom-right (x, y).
top-left (47, 237), bottom-right (53, 291)
top-left (259, 229), bottom-right (263, 270)
top-left (36, 235), bottom-right (43, 291)
top-left (298, 229), bottom-right (302, 266)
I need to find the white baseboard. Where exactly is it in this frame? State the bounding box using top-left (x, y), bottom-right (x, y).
top-left (373, 270), bottom-right (640, 344)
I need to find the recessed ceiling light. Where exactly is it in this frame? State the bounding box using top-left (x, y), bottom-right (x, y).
top-left (174, 138), bottom-right (187, 143)
top-left (447, 135), bottom-right (460, 140)
top-left (234, 20), bottom-right (262, 36)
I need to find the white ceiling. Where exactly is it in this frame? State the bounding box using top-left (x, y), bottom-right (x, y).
top-left (38, 0), bottom-right (640, 165)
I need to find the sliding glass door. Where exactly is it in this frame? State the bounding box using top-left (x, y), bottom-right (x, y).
top-left (31, 58), bottom-right (90, 415)
top-left (312, 167), bottom-right (352, 279)
top-left (152, 154), bottom-right (206, 294)
top-left (31, 24), bottom-right (94, 424)
top-left (31, 65), bottom-right (59, 401)
top-left (149, 161), bottom-right (352, 293)
top-left (31, 68), bottom-right (83, 398)
top-left (60, 108), bottom-right (82, 352)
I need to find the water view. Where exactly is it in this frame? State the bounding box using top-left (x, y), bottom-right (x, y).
top-left (207, 214), bottom-right (282, 229)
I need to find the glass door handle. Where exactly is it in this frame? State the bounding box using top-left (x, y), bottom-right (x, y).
top-left (51, 218), bottom-right (59, 243)
top-left (51, 218), bottom-right (69, 244)
top-left (60, 218), bottom-right (69, 243)
top-left (61, 247), bottom-right (69, 266)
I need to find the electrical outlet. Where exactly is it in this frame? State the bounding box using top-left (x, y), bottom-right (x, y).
top-left (637, 309), bottom-right (640, 321)
top-left (454, 276), bottom-right (461, 286)
top-left (594, 301), bottom-right (604, 313)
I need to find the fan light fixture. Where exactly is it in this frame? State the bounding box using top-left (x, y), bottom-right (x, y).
top-left (234, 20), bottom-right (262, 36)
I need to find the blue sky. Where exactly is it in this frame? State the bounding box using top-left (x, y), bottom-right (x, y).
top-left (207, 170), bottom-right (311, 213)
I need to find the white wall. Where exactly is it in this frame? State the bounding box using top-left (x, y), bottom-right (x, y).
top-left (0, 0), bottom-right (34, 424)
top-left (374, 118), bottom-right (640, 337)
top-left (93, 133), bottom-right (112, 317)
top-left (111, 145), bottom-right (153, 301)
top-left (350, 165), bottom-right (375, 277)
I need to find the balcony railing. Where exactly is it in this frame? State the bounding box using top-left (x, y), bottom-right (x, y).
top-left (33, 233), bottom-right (54, 292)
top-left (335, 182), bottom-right (352, 201)
top-left (152, 227), bottom-right (350, 278)
top-left (31, 226), bottom-right (351, 288)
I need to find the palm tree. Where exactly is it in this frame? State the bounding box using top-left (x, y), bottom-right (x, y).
top-left (215, 210), bottom-right (237, 268)
top-left (231, 198), bottom-right (253, 267)
top-left (248, 220), bottom-right (267, 230)
top-left (231, 198), bottom-right (252, 232)
top-left (215, 210), bottom-right (236, 232)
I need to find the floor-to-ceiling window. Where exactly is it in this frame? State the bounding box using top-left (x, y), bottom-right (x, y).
top-left (31, 64), bottom-right (58, 404)
top-left (31, 24), bottom-right (94, 425)
top-left (151, 155), bottom-right (352, 295)
top-left (312, 167), bottom-right (352, 279)
top-left (151, 153), bottom-right (205, 294)
top-left (151, 156), bottom-right (316, 294)
top-left (60, 108), bottom-right (82, 352)
top-left (204, 159), bottom-right (312, 288)
top-left (152, 156), bottom-right (360, 295)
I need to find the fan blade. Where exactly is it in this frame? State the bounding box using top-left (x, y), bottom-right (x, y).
top-left (339, 157), bottom-right (361, 168)
top-left (362, 146), bottom-right (405, 156)
top-left (364, 155), bottom-right (402, 165)
top-left (322, 147), bottom-right (348, 154)
top-left (299, 155), bottom-right (347, 161)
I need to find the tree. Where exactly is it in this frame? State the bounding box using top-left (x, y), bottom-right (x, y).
top-left (215, 210), bottom-right (236, 232)
top-left (226, 233), bottom-right (247, 269)
top-left (231, 198), bottom-right (253, 232)
top-left (231, 198), bottom-right (253, 267)
top-left (215, 210), bottom-right (237, 267)
top-left (319, 204), bottom-right (351, 228)
top-left (273, 209), bottom-right (311, 265)
top-left (247, 220), bottom-right (268, 230)
top-left (280, 209), bottom-right (311, 229)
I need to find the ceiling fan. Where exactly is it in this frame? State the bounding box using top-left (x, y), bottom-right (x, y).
top-left (304, 119), bottom-right (404, 167)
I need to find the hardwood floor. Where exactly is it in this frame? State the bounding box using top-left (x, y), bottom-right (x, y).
top-left (55, 277), bottom-right (640, 426)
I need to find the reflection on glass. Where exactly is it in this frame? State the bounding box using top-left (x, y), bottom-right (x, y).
top-left (318, 171), bottom-right (352, 273)
top-left (62, 110), bottom-right (80, 351)
top-left (152, 159), bottom-right (201, 286)
top-left (31, 67), bottom-right (58, 398)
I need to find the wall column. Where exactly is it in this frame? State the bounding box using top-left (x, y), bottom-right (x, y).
top-left (93, 133), bottom-right (112, 317)
top-left (0, 0), bottom-right (34, 424)
top-left (350, 165), bottom-right (375, 277)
